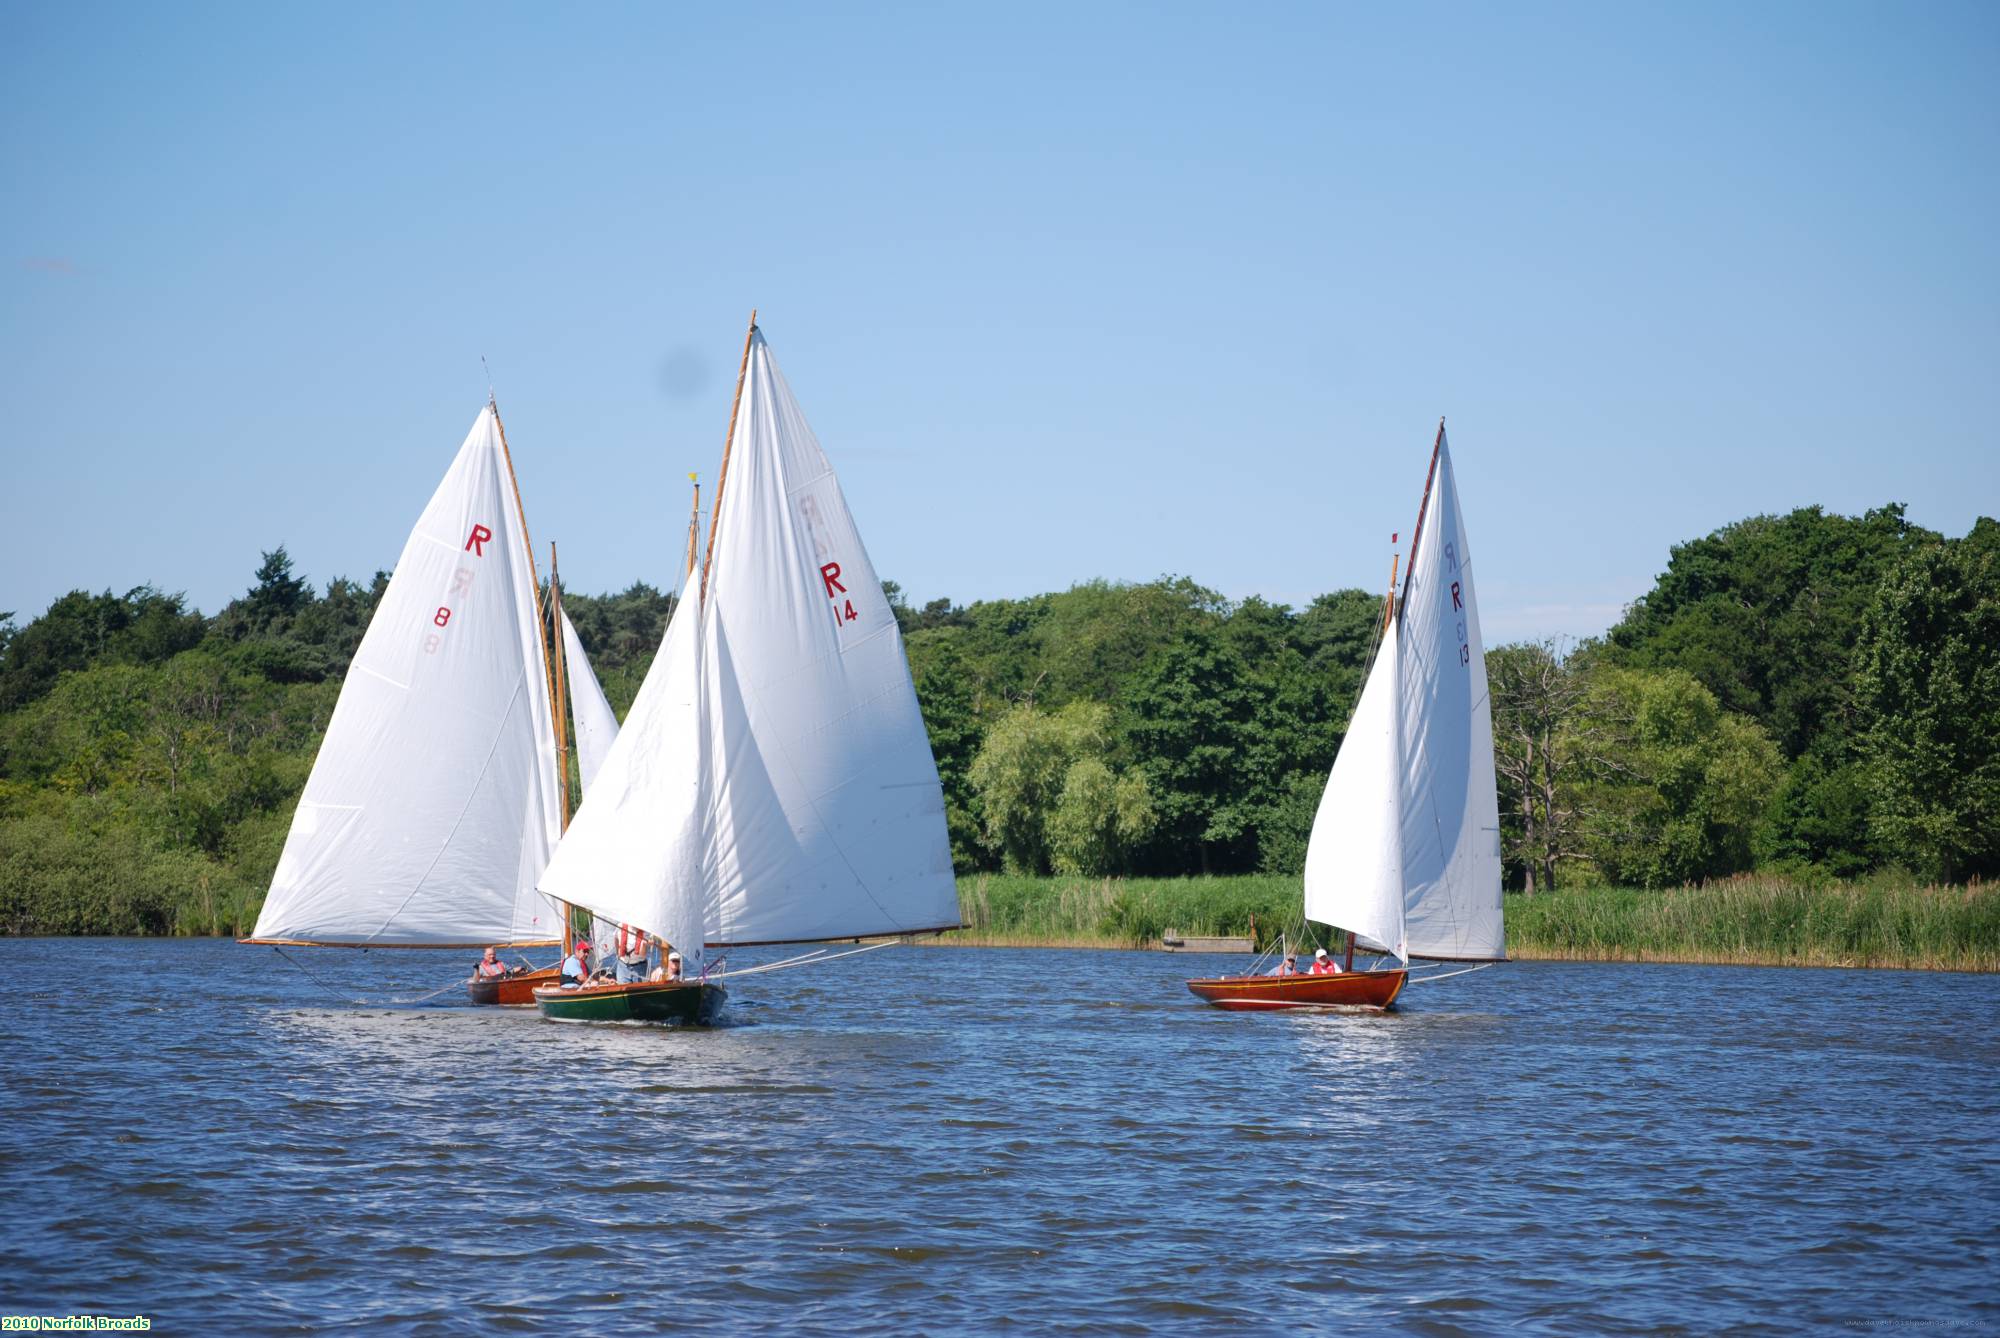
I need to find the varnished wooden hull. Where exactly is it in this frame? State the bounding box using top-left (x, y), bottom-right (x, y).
top-left (1186, 968), bottom-right (1407, 1012)
top-left (532, 979), bottom-right (725, 1025)
top-left (468, 965), bottom-right (562, 1007)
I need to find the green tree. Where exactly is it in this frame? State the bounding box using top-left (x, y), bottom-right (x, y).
top-left (1572, 666), bottom-right (1782, 887)
top-left (238, 547), bottom-right (311, 633)
top-left (969, 702), bottom-right (1152, 875)
top-left (1488, 638), bottom-right (1590, 892)
top-left (909, 634), bottom-right (985, 868)
top-left (1254, 771), bottom-right (1325, 876)
top-left (1756, 744), bottom-right (1874, 876)
top-left (559, 582), bottom-right (677, 715)
top-left (1048, 756), bottom-right (1156, 876)
top-left (1607, 504), bottom-right (1936, 757)
top-left (1125, 625), bottom-right (1264, 873)
top-left (1853, 534), bottom-right (2000, 881)
top-left (0, 587), bottom-right (205, 710)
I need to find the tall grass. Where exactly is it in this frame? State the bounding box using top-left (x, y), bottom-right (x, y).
top-left (949, 873), bottom-right (1301, 949)
top-left (1507, 873), bottom-right (1999, 971)
top-left (942, 872), bottom-right (2000, 971)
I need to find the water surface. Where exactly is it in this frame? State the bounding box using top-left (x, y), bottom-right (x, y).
top-left (0, 940), bottom-right (1994, 1334)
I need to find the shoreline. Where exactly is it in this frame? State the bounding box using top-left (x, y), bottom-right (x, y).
top-left (7, 873), bottom-right (1993, 975)
top-left (903, 934), bottom-right (1997, 972)
top-left (1, 929), bottom-right (1993, 972)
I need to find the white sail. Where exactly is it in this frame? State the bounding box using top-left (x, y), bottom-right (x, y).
top-left (538, 593), bottom-right (707, 975)
top-left (1302, 619), bottom-right (1407, 959)
top-left (559, 609), bottom-right (621, 794)
top-left (1396, 431), bottom-right (1505, 961)
top-left (252, 407), bottom-right (565, 946)
top-left (699, 330), bottom-right (959, 945)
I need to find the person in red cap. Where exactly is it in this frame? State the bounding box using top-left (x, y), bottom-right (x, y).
top-left (559, 939), bottom-right (592, 988)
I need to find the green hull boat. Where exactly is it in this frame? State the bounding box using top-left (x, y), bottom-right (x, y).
top-left (532, 979), bottom-right (724, 1025)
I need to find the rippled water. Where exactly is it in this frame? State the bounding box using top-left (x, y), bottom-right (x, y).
top-left (0, 939), bottom-right (1995, 1334)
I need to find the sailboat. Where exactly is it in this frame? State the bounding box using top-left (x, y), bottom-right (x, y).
top-left (244, 402), bottom-right (580, 978)
top-left (466, 541), bottom-right (628, 1005)
top-left (532, 313), bottom-right (961, 1024)
top-left (1187, 423), bottom-right (1505, 1011)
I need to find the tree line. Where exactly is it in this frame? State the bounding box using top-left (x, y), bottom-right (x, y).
top-left (0, 502), bottom-right (1993, 933)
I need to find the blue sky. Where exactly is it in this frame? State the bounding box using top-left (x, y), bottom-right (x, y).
top-left (4, 0), bottom-right (1995, 645)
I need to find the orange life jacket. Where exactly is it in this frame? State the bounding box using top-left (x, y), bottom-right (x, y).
top-left (617, 924), bottom-right (646, 957)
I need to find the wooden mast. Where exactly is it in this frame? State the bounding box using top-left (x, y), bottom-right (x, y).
top-left (1344, 537), bottom-right (1404, 973)
top-left (548, 542), bottom-right (574, 830)
top-left (699, 309), bottom-right (758, 607)
top-left (490, 395), bottom-right (570, 947)
top-left (684, 475), bottom-right (702, 578)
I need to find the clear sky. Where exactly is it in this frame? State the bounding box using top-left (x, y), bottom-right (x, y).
top-left (4, 1), bottom-right (1995, 645)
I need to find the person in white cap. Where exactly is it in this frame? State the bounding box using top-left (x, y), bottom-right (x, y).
top-left (1309, 947), bottom-right (1343, 975)
top-left (647, 948), bottom-right (685, 983)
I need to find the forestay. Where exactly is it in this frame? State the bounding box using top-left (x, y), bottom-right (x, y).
top-left (1302, 620), bottom-right (1407, 958)
top-left (539, 593), bottom-right (707, 976)
top-left (560, 609), bottom-right (621, 794)
top-left (1396, 431), bottom-right (1504, 961)
top-left (700, 331), bottom-right (959, 945)
top-left (251, 407), bottom-right (564, 946)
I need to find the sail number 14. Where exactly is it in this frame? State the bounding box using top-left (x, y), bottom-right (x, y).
top-left (820, 562), bottom-right (861, 627)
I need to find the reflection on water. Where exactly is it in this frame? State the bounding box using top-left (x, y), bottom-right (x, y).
top-left (0, 940), bottom-right (1995, 1333)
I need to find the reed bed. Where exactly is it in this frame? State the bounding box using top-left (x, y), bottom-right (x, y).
top-left (944, 873), bottom-right (1298, 950)
top-left (1506, 873), bottom-right (1998, 972)
top-left (939, 872), bottom-right (1999, 971)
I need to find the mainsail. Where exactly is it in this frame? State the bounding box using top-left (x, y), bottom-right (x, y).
top-left (1300, 426), bottom-right (1505, 964)
top-left (699, 331), bottom-right (958, 945)
top-left (536, 325), bottom-right (959, 959)
top-left (250, 407), bottom-right (565, 946)
top-left (1396, 430), bottom-right (1504, 960)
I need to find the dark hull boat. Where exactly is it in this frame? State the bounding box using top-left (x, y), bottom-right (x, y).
top-left (1186, 969), bottom-right (1406, 1012)
top-left (467, 965), bottom-right (562, 1007)
top-left (530, 319), bottom-right (966, 1026)
top-left (532, 979), bottom-right (724, 1025)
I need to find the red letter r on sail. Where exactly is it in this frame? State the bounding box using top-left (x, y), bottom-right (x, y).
top-left (465, 524), bottom-right (492, 557)
top-left (820, 562), bottom-right (846, 598)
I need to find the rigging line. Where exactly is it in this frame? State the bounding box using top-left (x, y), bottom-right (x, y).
top-left (1401, 962), bottom-right (1497, 986)
top-left (276, 947), bottom-right (474, 1007)
top-left (388, 968), bottom-right (489, 1006)
top-left (716, 940), bottom-right (901, 979)
top-left (711, 947), bottom-right (833, 978)
top-left (273, 946), bottom-right (369, 1007)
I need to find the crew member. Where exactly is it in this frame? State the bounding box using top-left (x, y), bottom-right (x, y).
top-left (615, 923), bottom-right (651, 984)
top-left (560, 940), bottom-right (592, 988)
top-left (1309, 947), bottom-right (1342, 975)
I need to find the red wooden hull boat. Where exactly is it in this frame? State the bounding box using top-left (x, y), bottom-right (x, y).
top-left (1186, 968), bottom-right (1407, 1012)
top-left (467, 965), bottom-right (562, 1007)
